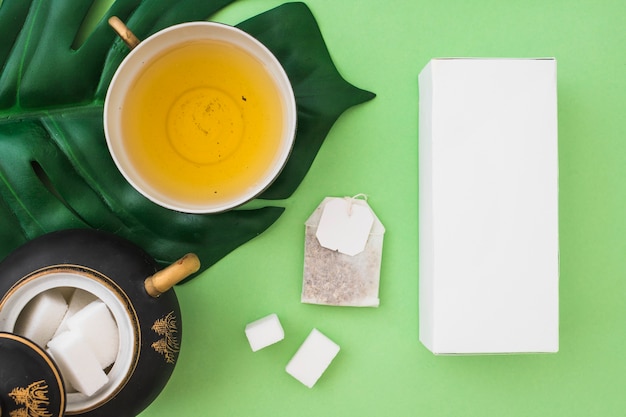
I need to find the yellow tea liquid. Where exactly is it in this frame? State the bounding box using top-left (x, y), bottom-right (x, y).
top-left (122, 39), bottom-right (287, 208)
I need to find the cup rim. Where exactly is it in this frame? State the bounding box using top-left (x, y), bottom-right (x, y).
top-left (104, 21), bottom-right (297, 213)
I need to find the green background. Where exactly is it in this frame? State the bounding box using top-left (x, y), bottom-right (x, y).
top-left (117, 0), bottom-right (626, 416)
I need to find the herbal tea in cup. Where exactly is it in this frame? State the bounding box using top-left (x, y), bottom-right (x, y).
top-left (104, 22), bottom-right (296, 213)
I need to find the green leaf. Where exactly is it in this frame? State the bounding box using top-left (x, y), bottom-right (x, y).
top-left (0, 0), bottom-right (375, 279)
top-left (237, 3), bottom-right (376, 199)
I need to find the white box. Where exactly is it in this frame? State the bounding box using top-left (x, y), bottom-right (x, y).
top-left (418, 58), bottom-right (559, 354)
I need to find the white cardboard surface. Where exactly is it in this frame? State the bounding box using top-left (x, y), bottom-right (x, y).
top-left (418, 58), bottom-right (559, 354)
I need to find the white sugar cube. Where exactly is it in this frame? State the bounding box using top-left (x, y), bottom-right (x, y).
top-left (15, 289), bottom-right (68, 348)
top-left (58, 287), bottom-right (75, 301)
top-left (245, 313), bottom-right (284, 352)
top-left (53, 289), bottom-right (98, 338)
top-left (47, 330), bottom-right (109, 396)
top-left (67, 300), bottom-right (119, 368)
top-left (286, 328), bottom-right (340, 388)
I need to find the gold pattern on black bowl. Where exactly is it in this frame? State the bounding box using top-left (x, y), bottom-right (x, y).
top-left (0, 332), bottom-right (65, 417)
top-left (0, 229), bottom-right (184, 417)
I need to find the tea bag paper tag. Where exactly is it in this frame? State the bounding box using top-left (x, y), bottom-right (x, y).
top-left (315, 197), bottom-right (374, 256)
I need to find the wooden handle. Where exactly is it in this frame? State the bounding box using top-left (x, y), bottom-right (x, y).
top-left (108, 16), bottom-right (140, 50)
top-left (144, 253), bottom-right (200, 297)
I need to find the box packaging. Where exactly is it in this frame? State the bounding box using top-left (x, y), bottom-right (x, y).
top-left (418, 58), bottom-right (559, 354)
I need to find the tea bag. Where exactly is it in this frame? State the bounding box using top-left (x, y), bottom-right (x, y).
top-left (302, 196), bottom-right (385, 307)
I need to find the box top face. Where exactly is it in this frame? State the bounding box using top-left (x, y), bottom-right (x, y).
top-left (419, 57), bottom-right (556, 82)
top-left (418, 56), bottom-right (559, 355)
top-left (428, 57), bottom-right (555, 61)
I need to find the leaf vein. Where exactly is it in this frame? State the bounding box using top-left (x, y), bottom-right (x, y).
top-left (16, 0), bottom-right (43, 108)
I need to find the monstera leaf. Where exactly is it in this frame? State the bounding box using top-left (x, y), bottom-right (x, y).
top-left (0, 0), bottom-right (375, 279)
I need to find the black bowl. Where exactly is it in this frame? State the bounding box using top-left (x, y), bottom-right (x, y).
top-left (0, 229), bottom-right (183, 417)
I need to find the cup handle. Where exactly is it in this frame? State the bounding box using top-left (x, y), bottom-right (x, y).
top-left (108, 16), bottom-right (141, 50)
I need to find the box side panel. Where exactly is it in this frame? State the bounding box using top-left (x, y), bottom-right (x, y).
top-left (535, 58), bottom-right (560, 353)
top-left (430, 58), bottom-right (559, 354)
top-left (418, 62), bottom-right (436, 352)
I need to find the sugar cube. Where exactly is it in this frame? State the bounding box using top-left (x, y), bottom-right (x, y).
top-left (66, 300), bottom-right (119, 368)
top-left (286, 328), bottom-right (340, 388)
top-left (58, 287), bottom-right (75, 301)
top-left (53, 289), bottom-right (98, 338)
top-left (14, 289), bottom-right (68, 348)
top-left (245, 313), bottom-right (284, 352)
top-left (47, 330), bottom-right (109, 396)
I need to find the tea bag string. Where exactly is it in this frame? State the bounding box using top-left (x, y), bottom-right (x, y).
top-left (344, 193), bottom-right (368, 216)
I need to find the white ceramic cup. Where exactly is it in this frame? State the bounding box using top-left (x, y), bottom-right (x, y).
top-left (104, 21), bottom-right (296, 213)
